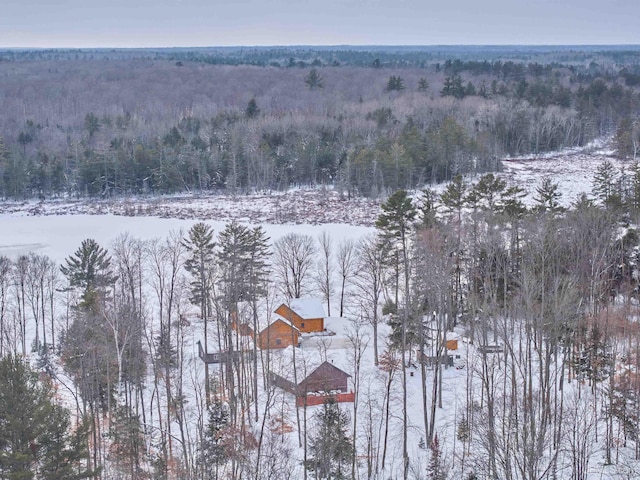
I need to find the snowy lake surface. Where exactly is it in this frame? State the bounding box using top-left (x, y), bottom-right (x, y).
top-left (0, 214), bottom-right (374, 262)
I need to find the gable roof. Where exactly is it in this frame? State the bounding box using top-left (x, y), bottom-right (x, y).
top-left (267, 346), bottom-right (350, 386)
top-left (306, 361), bottom-right (351, 380)
top-left (260, 317), bottom-right (300, 335)
top-left (284, 297), bottom-right (325, 319)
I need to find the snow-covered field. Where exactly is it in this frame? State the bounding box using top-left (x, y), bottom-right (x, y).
top-left (500, 140), bottom-right (626, 207)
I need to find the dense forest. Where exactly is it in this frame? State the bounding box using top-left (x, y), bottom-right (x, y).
top-left (1, 46), bottom-right (640, 199)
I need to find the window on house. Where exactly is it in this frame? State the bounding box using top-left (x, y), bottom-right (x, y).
top-left (301, 322), bottom-right (305, 328)
top-left (276, 338), bottom-right (282, 345)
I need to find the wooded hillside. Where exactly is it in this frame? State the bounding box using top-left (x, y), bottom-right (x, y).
top-left (1, 46), bottom-right (639, 199)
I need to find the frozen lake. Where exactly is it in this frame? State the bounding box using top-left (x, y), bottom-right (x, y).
top-left (0, 213), bottom-right (374, 262)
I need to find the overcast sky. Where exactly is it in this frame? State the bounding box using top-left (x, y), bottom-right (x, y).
top-left (1, 0), bottom-right (639, 48)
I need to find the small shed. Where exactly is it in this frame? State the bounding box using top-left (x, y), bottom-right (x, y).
top-left (275, 297), bottom-right (325, 333)
top-left (258, 319), bottom-right (300, 350)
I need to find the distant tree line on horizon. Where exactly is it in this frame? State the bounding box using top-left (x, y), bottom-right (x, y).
top-left (0, 48), bottom-right (639, 200)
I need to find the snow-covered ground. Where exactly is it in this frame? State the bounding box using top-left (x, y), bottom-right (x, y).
top-left (0, 214), bottom-right (372, 263)
top-left (0, 187), bottom-right (381, 227)
top-left (500, 140), bottom-right (626, 207)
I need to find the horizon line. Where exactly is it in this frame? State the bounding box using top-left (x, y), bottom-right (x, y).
top-left (2, 43), bottom-right (640, 51)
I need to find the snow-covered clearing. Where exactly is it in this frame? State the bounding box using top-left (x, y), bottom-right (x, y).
top-left (500, 140), bottom-right (627, 207)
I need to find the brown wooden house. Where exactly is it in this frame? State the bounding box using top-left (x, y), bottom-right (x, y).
top-left (274, 297), bottom-right (325, 333)
top-left (298, 361), bottom-right (350, 395)
top-left (258, 319), bottom-right (300, 350)
top-left (270, 360), bottom-right (353, 406)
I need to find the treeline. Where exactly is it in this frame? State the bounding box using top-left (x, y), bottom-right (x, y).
top-left (4, 45), bottom-right (640, 68)
top-left (0, 51), bottom-right (639, 200)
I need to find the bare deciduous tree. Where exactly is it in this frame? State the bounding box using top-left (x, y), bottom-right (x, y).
top-left (337, 238), bottom-right (357, 318)
top-left (315, 232), bottom-right (334, 316)
top-left (273, 233), bottom-right (316, 300)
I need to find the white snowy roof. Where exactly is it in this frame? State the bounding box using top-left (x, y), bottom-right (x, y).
top-left (286, 297), bottom-right (325, 319)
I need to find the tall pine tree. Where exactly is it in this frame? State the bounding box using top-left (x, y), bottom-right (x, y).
top-left (306, 399), bottom-right (354, 480)
top-left (0, 355), bottom-right (95, 480)
top-left (183, 222), bottom-right (216, 403)
top-left (376, 189), bottom-right (416, 480)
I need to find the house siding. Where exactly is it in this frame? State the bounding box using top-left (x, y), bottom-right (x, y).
top-left (275, 304), bottom-right (324, 333)
top-left (258, 320), bottom-right (300, 350)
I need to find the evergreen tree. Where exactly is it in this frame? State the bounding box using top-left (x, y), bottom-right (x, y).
top-left (441, 76), bottom-right (454, 97)
top-left (419, 188), bottom-right (439, 229)
top-left (107, 406), bottom-right (145, 478)
top-left (376, 189), bottom-right (416, 479)
top-left (376, 190), bottom-right (417, 245)
top-left (183, 222), bottom-right (216, 402)
top-left (465, 81), bottom-right (476, 96)
top-left (60, 238), bottom-right (115, 306)
top-left (60, 242), bottom-right (118, 420)
top-left (427, 433), bottom-right (447, 480)
top-left (418, 77), bottom-right (430, 93)
top-left (216, 221), bottom-right (271, 420)
top-left (627, 162), bottom-right (640, 212)
top-left (184, 223), bottom-right (216, 316)
top-left (615, 116), bottom-right (637, 159)
top-left (471, 173), bottom-right (506, 212)
top-left (440, 175), bottom-right (467, 315)
top-left (0, 355), bottom-right (95, 480)
top-left (441, 75), bottom-right (465, 98)
top-left (497, 185), bottom-right (527, 219)
top-left (304, 68), bottom-right (325, 90)
top-left (440, 175), bottom-right (467, 219)
top-left (0, 135), bottom-right (8, 198)
top-left (84, 112), bottom-right (100, 138)
top-left (376, 189), bottom-right (417, 305)
top-left (245, 226), bottom-right (271, 300)
top-left (592, 160), bottom-right (622, 209)
top-left (386, 75), bottom-right (405, 92)
top-left (199, 399), bottom-right (231, 480)
top-left (245, 98), bottom-right (260, 119)
top-left (306, 399), bottom-right (354, 479)
top-left (217, 221), bottom-right (253, 309)
top-left (533, 177), bottom-right (564, 215)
